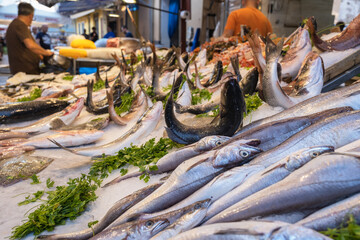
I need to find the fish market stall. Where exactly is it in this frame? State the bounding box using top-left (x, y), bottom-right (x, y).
top-left (0, 14), bottom-right (360, 240)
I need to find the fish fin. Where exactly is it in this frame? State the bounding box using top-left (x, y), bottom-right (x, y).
top-left (265, 35), bottom-right (284, 62)
top-left (185, 157), bottom-right (211, 172)
top-left (243, 139), bottom-right (261, 147)
top-left (345, 89), bottom-right (360, 98)
top-left (261, 163), bottom-right (286, 176)
top-left (126, 213), bottom-right (143, 222)
top-left (47, 138), bottom-right (77, 155)
top-left (159, 174), bottom-right (170, 181)
top-left (49, 118), bottom-right (67, 130)
top-left (214, 228), bottom-right (263, 236)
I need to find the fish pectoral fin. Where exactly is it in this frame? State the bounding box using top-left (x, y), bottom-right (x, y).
top-left (261, 163), bottom-right (286, 176)
top-left (47, 138), bottom-right (77, 155)
top-left (50, 118), bottom-right (67, 130)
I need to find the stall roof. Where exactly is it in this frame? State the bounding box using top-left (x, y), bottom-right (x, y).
top-left (58, 0), bottom-right (113, 15)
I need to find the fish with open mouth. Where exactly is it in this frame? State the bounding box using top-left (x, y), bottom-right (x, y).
top-left (0, 99), bottom-right (69, 124)
top-left (165, 74), bottom-right (245, 144)
top-left (0, 153), bottom-right (53, 186)
top-left (307, 14), bottom-right (360, 51)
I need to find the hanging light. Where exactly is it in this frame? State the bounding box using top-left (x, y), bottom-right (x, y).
top-left (122, 0), bottom-right (136, 3)
top-left (109, 14), bottom-right (120, 18)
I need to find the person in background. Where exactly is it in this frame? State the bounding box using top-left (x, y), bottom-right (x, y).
top-left (6, 2), bottom-right (53, 75)
top-left (221, 0), bottom-right (272, 38)
top-left (82, 29), bottom-right (89, 39)
top-left (103, 25), bottom-right (116, 38)
top-left (36, 24), bottom-right (51, 49)
top-left (59, 29), bottom-right (66, 44)
top-left (90, 27), bottom-right (98, 42)
top-left (31, 26), bottom-right (38, 39)
top-left (121, 26), bottom-right (133, 38)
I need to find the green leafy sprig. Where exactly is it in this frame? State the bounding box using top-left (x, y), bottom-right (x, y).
top-left (321, 215), bottom-right (360, 240)
top-left (17, 88), bottom-right (42, 102)
top-left (93, 79), bottom-right (105, 92)
top-left (115, 91), bottom-right (135, 116)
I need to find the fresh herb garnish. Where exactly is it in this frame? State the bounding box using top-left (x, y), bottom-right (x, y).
top-left (244, 93), bottom-right (263, 118)
top-left (30, 174), bottom-right (41, 185)
top-left (89, 138), bottom-right (181, 182)
top-left (191, 88), bottom-right (212, 105)
top-left (62, 75), bottom-right (74, 81)
top-left (18, 191), bottom-right (45, 206)
top-left (93, 79), bottom-right (105, 92)
top-left (17, 88), bottom-right (42, 102)
top-left (321, 215), bottom-right (360, 240)
top-left (115, 91), bottom-right (135, 116)
top-left (88, 220), bottom-right (99, 228)
top-left (11, 174), bottom-right (101, 239)
top-left (46, 178), bottom-right (55, 188)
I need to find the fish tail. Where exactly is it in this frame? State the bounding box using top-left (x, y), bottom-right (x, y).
top-left (47, 138), bottom-right (78, 155)
top-left (265, 36), bottom-right (284, 62)
top-left (102, 171), bottom-right (142, 188)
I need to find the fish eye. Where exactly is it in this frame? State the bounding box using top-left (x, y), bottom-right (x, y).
top-left (145, 220), bottom-right (154, 228)
top-left (311, 152), bottom-right (319, 158)
top-left (194, 203), bottom-right (201, 209)
top-left (215, 141), bottom-right (222, 146)
top-left (240, 150), bottom-right (249, 158)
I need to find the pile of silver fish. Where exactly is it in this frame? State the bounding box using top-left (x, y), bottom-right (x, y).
top-left (0, 14), bottom-right (360, 239)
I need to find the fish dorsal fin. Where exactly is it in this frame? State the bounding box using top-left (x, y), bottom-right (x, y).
top-left (50, 118), bottom-right (67, 130)
top-left (261, 163), bottom-right (285, 176)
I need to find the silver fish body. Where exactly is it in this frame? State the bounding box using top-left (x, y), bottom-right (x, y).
top-left (297, 192), bottom-right (360, 231)
top-left (270, 224), bottom-right (331, 240)
top-left (205, 152), bottom-right (360, 224)
top-left (204, 146), bottom-right (334, 222)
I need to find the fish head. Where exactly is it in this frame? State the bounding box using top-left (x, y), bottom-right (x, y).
top-left (195, 135), bottom-right (231, 152)
top-left (212, 140), bottom-right (263, 168)
top-left (285, 146), bottom-right (334, 171)
top-left (293, 27), bottom-right (311, 49)
top-left (133, 217), bottom-right (170, 238)
top-left (191, 198), bottom-right (212, 211)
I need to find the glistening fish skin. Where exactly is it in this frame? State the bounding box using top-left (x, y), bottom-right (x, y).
top-left (203, 146), bottom-right (334, 222)
top-left (104, 135), bottom-right (230, 187)
top-left (297, 192), bottom-right (360, 231)
top-left (0, 154), bottom-right (53, 186)
top-left (165, 76), bottom-right (245, 144)
top-left (150, 200), bottom-right (210, 240)
top-left (237, 82), bottom-right (360, 135)
top-left (0, 99), bottom-right (69, 124)
top-left (270, 224), bottom-right (332, 240)
top-left (232, 107), bottom-right (351, 151)
top-left (106, 140), bottom-right (262, 229)
top-left (170, 220), bottom-right (290, 240)
top-left (37, 183), bottom-right (163, 240)
top-left (205, 152), bottom-right (360, 224)
top-left (89, 217), bottom-right (169, 240)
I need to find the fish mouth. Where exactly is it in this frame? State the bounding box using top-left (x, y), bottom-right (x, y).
top-left (152, 219), bottom-right (170, 234)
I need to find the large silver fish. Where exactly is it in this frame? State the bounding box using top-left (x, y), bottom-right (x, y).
top-left (237, 82), bottom-right (360, 134)
top-left (106, 140), bottom-right (262, 228)
top-left (297, 192), bottom-right (360, 231)
top-left (204, 146), bottom-right (334, 222)
top-left (205, 152), bottom-right (360, 224)
top-left (0, 154), bottom-right (53, 186)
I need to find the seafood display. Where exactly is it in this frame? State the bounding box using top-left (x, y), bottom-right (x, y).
top-left (1, 14), bottom-right (360, 240)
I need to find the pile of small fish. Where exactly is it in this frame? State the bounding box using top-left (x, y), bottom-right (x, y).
top-left (0, 14), bottom-right (360, 239)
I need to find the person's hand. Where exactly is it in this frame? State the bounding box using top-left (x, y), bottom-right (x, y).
top-left (45, 50), bottom-right (53, 57)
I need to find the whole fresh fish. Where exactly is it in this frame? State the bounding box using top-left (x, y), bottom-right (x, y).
top-left (288, 51), bottom-right (324, 98)
top-left (270, 224), bottom-right (332, 240)
top-left (307, 14), bottom-right (360, 51)
top-left (0, 145), bottom-right (35, 160)
top-left (145, 161), bottom-right (264, 220)
top-left (170, 220), bottom-right (290, 240)
top-left (0, 99), bottom-right (69, 124)
top-left (0, 153), bottom-right (53, 186)
top-left (106, 87), bottom-right (148, 126)
top-left (0, 131), bottom-right (29, 140)
top-left (50, 116), bottom-right (109, 131)
top-left (202, 61), bottom-right (223, 87)
top-left (297, 192), bottom-right (360, 231)
top-left (106, 140), bottom-right (262, 228)
top-left (258, 210), bottom-right (314, 224)
top-left (232, 107), bottom-right (351, 151)
top-left (0, 138), bottom-right (28, 147)
top-left (89, 216), bottom-right (169, 240)
top-left (37, 183), bottom-right (163, 240)
top-left (280, 27), bottom-right (312, 81)
top-left (150, 200), bottom-right (210, 240)
top-left (104, 135), bottom-right (230, 187)
top-left (54, 101), bottom-right (163, 156)
top-left (3, 98), bottom-right (84, 134)
top-left (240, 67), bottom-right (259, 96)
top-left (21, 130), bottom-right (104, 148)
top-left (204, 146), bottom-right (334, 222)
top-left (165, 76), bottom-right (245, 144)
top-left (237, 81), bottom-right (360, 134)
top-left (205, 152), bottom-right (360, 224)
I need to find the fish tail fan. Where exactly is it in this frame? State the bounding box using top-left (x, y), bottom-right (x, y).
top-left (265, 35), bottom-right (284, 62)
top-left (47, 138), bottom-right (78, 155)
